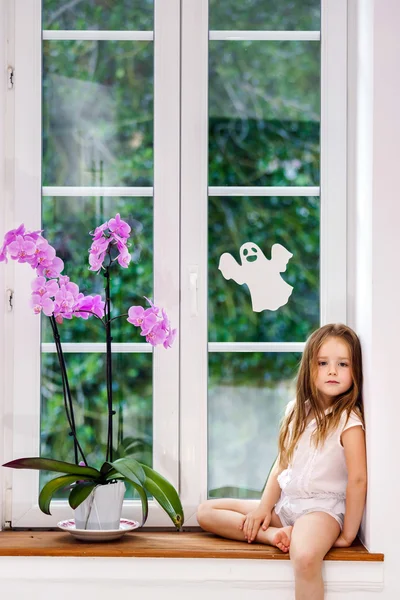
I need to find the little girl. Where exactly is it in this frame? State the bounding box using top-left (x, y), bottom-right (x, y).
top-left (197, 323), bottom-right (367, 600)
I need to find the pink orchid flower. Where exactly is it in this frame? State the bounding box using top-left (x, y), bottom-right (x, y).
top-left (31, 276), bottom-right (59, 298)
top-left (127, 305), bottom-right (146, 327)
top-left (89, 236), bottom-right (109, 256)
top-left (30, 293), bottom-right (55, 316)
top-left (37, 256), bottom-right (64, 279)
top-left (117, 247), bottom-right (131, 268)
top-left (28, 237), bottom-right (56, 269)
top-left (144, 323), bottom-right (168, 347)
top-left (92, 223), bottom-right (108, 240)
top-left (75, 294), bottom-right (105, 319)
top-left (108, 213), bottom-right (131, 239)
top-left (58, 275), bottom-right (70, 286)
top-left (1, 222), bottom-right (176, 350)
top-left (163, 327), bottom-right (177, 349)
top-left (8, 236), bottom-right (36, 263)
top-left (140, 312), bottom-right (158, 336)
top-left (54, 286), bottom-right (76, 318)
top-left (89, 251), bottom-right (106, 272)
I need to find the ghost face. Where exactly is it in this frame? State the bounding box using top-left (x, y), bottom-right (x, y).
top-left (240, 243), bottom-right (263, 264)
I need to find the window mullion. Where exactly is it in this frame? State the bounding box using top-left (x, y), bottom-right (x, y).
top-left (180, 0), bottom-right (209, 524)
top-left (152, 0), bottom-right (181, 520)
top-left (320, 0), bottom-right (347, 324)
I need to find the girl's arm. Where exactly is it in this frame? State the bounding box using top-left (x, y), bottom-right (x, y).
top-left (241, 457), bottom-right (284, 542)
top-left (335, 425), bottom-right (367, 547)
top-left (259, 457), bottom-right (284, 512)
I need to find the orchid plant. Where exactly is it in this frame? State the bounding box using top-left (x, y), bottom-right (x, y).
top-left (0, 215), bottom-right (183, 528)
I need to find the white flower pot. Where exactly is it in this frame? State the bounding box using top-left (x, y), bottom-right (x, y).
top-left (74, 481), bottom-right (126, 530)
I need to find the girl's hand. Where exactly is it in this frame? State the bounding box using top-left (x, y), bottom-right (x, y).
top-left (240, 508), bottom-right (271, 543)
top-left (333, 533), bottom-right (353, 548)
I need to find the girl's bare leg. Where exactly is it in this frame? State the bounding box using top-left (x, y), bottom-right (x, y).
top-left (289, 512), bottom-right (341, 600)
top-left (197, 499), bottom-right (292, 551)
top-left (197, 498), bottom-right (260, 541)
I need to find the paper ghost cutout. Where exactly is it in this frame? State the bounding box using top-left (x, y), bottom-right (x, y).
top-left (218, 242), bottom-right (293, 312)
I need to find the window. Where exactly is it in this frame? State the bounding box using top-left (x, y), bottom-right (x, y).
top-left (7, 0), bottom-right (179, 527)
top-left (2, 0), bottom-right (347, 527)
top-left (179, 0), bottom-right (347, 524)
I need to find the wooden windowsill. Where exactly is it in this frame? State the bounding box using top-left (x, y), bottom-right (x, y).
top-left (0, 530), bottom-right (384, 560)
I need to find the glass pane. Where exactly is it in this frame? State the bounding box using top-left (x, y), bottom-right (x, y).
top-left (209, 41), bottom-right (320, 186)
top-left (43, 41), bottom-right (153, 186)
top-left (43, 0), bottom-right (154, 31)
top-left (209, 0), bottom-right (320, 31)
top-left (40, 352), bottom-right (152, 498)
top-left (209, 196), bottom-right (319, 343)
top-left (41, 196), bottom-right (153, 344)
top-left (208, 352), bottom-right (298, 498)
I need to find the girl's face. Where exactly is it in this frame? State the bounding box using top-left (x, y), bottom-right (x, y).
top-left (314, 336), bottom-right (353, 403)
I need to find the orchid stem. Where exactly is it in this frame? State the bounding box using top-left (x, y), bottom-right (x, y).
top-left (104, 265), bottom-right (114, 463)
top-left (109, 314), bottom-right (128, 323)
top-left (71, 309), bottom-right (106, 326)
top-left (49, 316), bottom-right (88, 465)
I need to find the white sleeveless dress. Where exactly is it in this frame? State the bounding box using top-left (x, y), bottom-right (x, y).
top-left (275, 400), bottom-right (364, 529)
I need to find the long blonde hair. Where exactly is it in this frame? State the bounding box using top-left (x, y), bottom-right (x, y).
top-left (278, 324), bottom-right (364, 468)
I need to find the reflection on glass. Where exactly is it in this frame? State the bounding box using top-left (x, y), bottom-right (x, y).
top-left (209, 41), bottom-right (320, 186)
top-left (43, 0), bottom-right (154, 31)
top-left (209, 0), bottom-right (320, 31)
top-left (41, 196), bottom-right (153, 344)
top-left (208, 352), bottom-right (299, 498)
top-left (43, 41), bottom-right (153, 186)
top-left (209, 196), bottom-right (319, 343)
top-left (40, 352), bottom-right (153, 498)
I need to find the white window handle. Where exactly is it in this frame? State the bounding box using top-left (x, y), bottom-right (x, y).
top-left (189, 267), bottom-right (198, 317)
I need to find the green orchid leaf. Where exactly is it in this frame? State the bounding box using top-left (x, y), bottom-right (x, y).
top-left (3, 457), bottom-right (101, 479)
top-left (140, 464), bottom-right (184, 528)
top-left (100, 462), bottom-right (114, 476)
top-left (68, 482), bottom-right (97, 510)
top-left (39, 475), bottom-right (81, 515)
top-left (109, 457), bottom-right (146, 485)
top-left (122, 479), bottom-right (149, 527)
top-left (105, 463), bottom-right (141, 488)
top-left (103, 468), bottom-right (118, 479)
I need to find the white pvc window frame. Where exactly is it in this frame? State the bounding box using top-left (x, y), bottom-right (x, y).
top-left (179, 0), bottom-right (347, 526)
top-left (3, 0), bottom-right (347, 528)
top-left (6, 0), bottom-right (180, 527)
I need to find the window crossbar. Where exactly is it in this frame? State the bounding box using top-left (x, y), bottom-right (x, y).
top-left (42, 342), bottom-right (153, 353)
top-left (210, 30), bottom-right (320, 42)
top-left (42, 30), bottom-right (319, 43)
top-left (42, 30), bottom-right (154, 41)
top-left (208, 186), bottom-right (320, 197)
top-left (42, 186), bottom-right (154, 197)
top-left (209, 342), bottom-right (305, 353)
top-left (43, 186), bottom-right (319, 198)
top-left (42, 342), bottom-right (305, 354)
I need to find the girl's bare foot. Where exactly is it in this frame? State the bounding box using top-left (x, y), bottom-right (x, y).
top-left (272, 526), bottom-right (293, 553)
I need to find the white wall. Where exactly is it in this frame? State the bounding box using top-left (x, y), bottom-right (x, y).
top-left (0, 0), bottom-right (6, 531)
top-left (347, 0), bottom-right (374, 548)
top-left (348, 0), bottom-right (400, 597)
top-left (0, 557), bottom-right (385, 599)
